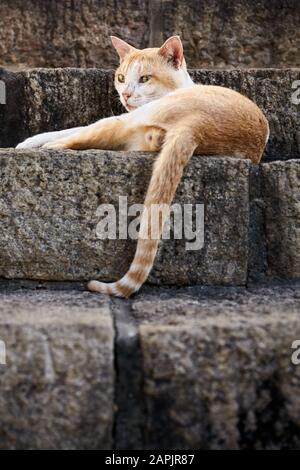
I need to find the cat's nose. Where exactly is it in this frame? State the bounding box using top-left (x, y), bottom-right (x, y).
top-left (122, 91), bottom-right (131, 102)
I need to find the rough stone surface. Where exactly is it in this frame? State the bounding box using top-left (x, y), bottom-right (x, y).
top-left (0, 0), bottom-right (150, 69)
top-left (0, 68), bottom-right (123, 149)
top-left (0, 1), bottom-right (299, 69)
top-left (0, 149), bottom-right (249, 286)
top-left (0, 69), bottom-right (27, 148)
top-left (262, 160), bottom-right (300, 281)
top-left (1, 68), bottom-right (299, 161)
top-left (154, 0), bottom-right (300, 69)
top-left (1, 282), bottom-right (300, 449)
top-left (131, 284), bottom-right (300, 449)
top-left (247, 164), bottom-right (267, 283)
top-left (0, 289), bottom-right (114, 450)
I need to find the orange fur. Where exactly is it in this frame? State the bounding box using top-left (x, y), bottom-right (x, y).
top-left (43, 36), bottom-right (269, 298)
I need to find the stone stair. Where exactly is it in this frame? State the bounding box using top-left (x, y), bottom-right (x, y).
top-left (0, 65), bottom-right (300, 448)
top-left (0, 149), bottom-right (299, 286)
top-left (0, 68), bottom-right (299, 285)
top-left (0, 287), bottom-right (114, 450)
top-left (1, 283), bottom-right (300, 449)
top-left (1, 68), bottom-right (300, 161)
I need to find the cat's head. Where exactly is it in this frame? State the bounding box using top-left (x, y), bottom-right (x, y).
top-left (111, 36), bottom-right (191, 111)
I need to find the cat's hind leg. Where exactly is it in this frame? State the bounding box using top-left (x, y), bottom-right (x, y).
top-left (136, 126), bottom-right (166, 152)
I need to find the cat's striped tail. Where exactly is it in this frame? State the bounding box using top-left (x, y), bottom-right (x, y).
top-left (87, 127), bottom-right (197, 297)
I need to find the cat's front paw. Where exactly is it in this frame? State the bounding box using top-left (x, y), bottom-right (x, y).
top-left (42, 141), bottom-right (68, 149)
top-left (16, 137), bottom-right (42, 149)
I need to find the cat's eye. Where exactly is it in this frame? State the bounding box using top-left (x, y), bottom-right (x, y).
top-left (140, 75), bottom-right (151, 83)
top-left (117, 74), bottom-right (125, 83)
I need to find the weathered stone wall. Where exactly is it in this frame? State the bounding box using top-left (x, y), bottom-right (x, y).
top-left (154, 0), bottom-right (300, 69)
top-left (0, 68), bottom-right (299, 161)
top-left (0, 0), bottom-right (299, 69)
top-left (0, 0), bottom-right (149, 69)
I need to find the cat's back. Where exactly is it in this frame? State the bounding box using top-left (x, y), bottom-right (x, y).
top-left (166, 84), bottom-right (268, 134)
top-left (170, 84), bottom-right (260, 112)
top-left (160, 84), bottom-right (269, 163)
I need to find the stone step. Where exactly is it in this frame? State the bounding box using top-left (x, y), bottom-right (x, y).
top-left (0, 149), bottom-right (299, 285)
top-left (0, 68), bottom-right (300, 161)
top-left (127, 283), bottom-right (300, 450)
top-left (0, 150), bottom-right (249, 285)
top-left (0, 288), bottom-right (114, 450)
top-left (1, 283), bottom-right (300, 449)
top-left (0, 1), bottom-right (299, 69)
top-left (249, 159), bottom-right (300, 283)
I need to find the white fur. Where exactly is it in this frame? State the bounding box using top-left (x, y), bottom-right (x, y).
top-left (16, 116), bottom-right (120, 149)
top-left (116, 59), bottom-right (194, 111)
top-left (128, 80), bottom-right (195, 127)
top-left (265, 124), bottom-right (270, 144)
top-left (131, 262), bottom-right (152, 277)
top-left (16, 127), bottom-right (84, 149)
top-left (119, 274), bottom-right (139, 291)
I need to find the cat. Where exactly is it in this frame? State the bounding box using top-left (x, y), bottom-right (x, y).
top-left (16, 35), bottom-right (269, 297)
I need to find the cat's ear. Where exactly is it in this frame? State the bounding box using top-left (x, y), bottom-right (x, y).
top-left (158, 36), bottom-right (184, 69)
top-left (111, 36), bottom-right (135, 62)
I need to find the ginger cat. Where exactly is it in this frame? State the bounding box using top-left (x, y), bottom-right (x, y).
top-left (17, 36), bottom-right (269, 297)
